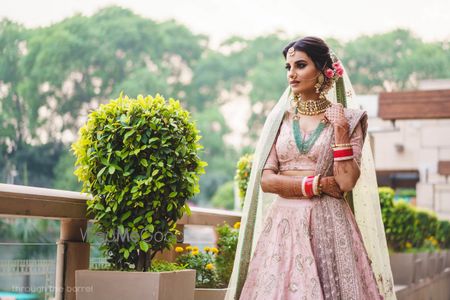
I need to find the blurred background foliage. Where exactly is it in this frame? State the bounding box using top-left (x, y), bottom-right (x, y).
top-left (1, 6), bottom-right (449, 207)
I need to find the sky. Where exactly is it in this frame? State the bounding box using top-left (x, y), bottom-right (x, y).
top-left (1, 0), bottom-right (449, 47)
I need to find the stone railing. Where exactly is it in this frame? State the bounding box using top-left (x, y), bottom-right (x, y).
top-left (0, 183), bottom-right (241, 300)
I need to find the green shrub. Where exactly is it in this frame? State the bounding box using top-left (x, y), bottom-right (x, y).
top-left (385, 201), bottom-right (416, 252)
top-left (379, 187), bottom-right (395, 226)
top-left (234, 153), bottom-right (253, 207)
top-left (413, 208), bottom-right (438, 248)
top-left (436, 220), bottom-right (450, 249)
top-left (72, 94), bottom-right (207, 271)
top-left (215, 221), bottom-right (239, 287)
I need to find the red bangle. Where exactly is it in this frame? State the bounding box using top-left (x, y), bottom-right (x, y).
top-left (333, 148), bottom-right (353, 158)
top-left (301, 175), bottom-right (315, 198)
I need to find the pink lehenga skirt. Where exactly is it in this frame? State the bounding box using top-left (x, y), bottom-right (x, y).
top-left (239, 196), bottom-right (382, 300)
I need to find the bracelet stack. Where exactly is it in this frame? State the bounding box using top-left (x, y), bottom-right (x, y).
top-left (301, 175), bottom-right (322, 198)
top-left (332, 143), bottom-right (354, 162)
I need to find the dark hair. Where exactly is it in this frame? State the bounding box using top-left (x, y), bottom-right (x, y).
top-left (282, 36), bottom-right (333, 73)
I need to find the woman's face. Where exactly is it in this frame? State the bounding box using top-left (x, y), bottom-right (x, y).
top-left (285, 50), bottom-right (320, 97)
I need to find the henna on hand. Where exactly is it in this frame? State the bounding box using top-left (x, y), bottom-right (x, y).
top-left (319, 176), bottom-right (344, 198)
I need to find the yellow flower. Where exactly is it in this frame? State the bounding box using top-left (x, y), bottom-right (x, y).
top-left (204, 246), bottom-right (211, 252)
top-left (234, 222), bottom-right (241, 229)
top-left (211, 247), bottom-right (219, 255)
top-left (192, 250), bottom-right (199, 255)
top-left (185, 246), bottom-right (193, 251)
top-left (192, 246), bottom-right (199, 252)
top-left (205, 263), bottom-right (215, 270)
top-left (175, 247), bottom-right (184, 253)
top-left (405, 242), bottom-right (412, 249)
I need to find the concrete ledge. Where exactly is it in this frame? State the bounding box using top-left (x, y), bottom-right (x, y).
top-left (396, 268), bottom-right (450, 300)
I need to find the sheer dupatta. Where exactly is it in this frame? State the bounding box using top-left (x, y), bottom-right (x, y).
top-left (225, 56), bottom-right (396, 300)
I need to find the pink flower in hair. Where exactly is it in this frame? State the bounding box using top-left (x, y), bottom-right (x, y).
top-left (332, 62), bottom-right (341, 69)
top-left (335, 67), bottom-right (344, 76)
top-left (325, 68), bottom-right (334, 78)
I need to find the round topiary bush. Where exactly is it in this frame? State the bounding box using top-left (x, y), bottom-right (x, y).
top-left (72, 94), bottom-right (207, 271)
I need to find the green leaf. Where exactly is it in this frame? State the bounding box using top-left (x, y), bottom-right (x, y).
top-left (97, 166), bottom-right (107, 178)
top-left (142, 231), bottom-right (151, 239)
top-left (123, 249), bottom-right (130, 259)
top-left (140, 159), bottom-right (148, 167)
top-left (118, 225), bottom-right (125, 235)
top-left (108, 165), bottom-right (115, 174)
top-left (121, 211), bottom-right (131, 222)
top-left (169, 191), bottom-right (177, 198)
top-left (139, 240), bottom-right (149, 252)
top-left (123, 129), bottom-right (135, 143)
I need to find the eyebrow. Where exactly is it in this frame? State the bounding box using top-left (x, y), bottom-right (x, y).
top-left (285, 59), bottom-right (308, 66)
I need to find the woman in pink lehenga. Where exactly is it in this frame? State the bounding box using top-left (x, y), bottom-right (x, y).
top-left (225, 37), bottom-right (396, 300)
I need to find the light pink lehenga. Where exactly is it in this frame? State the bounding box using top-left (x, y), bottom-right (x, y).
top-left (239, 109), bottom-right (383, 300)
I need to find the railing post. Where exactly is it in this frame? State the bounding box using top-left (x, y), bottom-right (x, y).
top-left (55, 219), bottom-right (90, 300)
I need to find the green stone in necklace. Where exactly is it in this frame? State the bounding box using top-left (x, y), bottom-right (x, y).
top-left (292, 108), bottom-right (327, 154)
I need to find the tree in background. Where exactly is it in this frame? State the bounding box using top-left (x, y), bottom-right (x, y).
top-left (1, 6), bottom-right (449, 205)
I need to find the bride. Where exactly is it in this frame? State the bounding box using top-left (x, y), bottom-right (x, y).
top-left (225, 36), bottom-right (396, 300)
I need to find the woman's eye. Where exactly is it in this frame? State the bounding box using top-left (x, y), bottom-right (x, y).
top-left (285, 65), bottom-right (291, 70)
top-left (297, 63), bottom-right (306, 68)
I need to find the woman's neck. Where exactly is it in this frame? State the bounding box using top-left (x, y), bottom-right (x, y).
top-left (298, 91), bottom-right (320, 101)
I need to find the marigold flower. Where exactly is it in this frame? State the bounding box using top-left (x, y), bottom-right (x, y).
top-left (175, 247), bottom-right (184, 253)
top-left (204, 246), bottom-right (211, 252)
top-left (185, 246), bottom-right (193, 251)
top-left (405, 242), bottom-right (412, 249)
top-left (192, 246), bottom-right (199, 252)
top-left (192, 250), bottom-right (199, 255)
top-left (211, 247), bottom-right (219, 254)
top-left (205, 263), bottom-right (215, 270)
top-left (233, 222), bottom-right (241, 229)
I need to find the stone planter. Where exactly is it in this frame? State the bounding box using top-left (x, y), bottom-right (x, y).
top-left (194, 288), bottom-right (227, 300)
top-left (437, 250), bottom-right (447, 273)
top-left (428, 252), bottom-right (438, 278)
top-left (389, 252), bottom-right (416, 285)
top-left (76, 269), bottom-right (196, 300)
top-left (445, 249), bottom-right (450, 269)
top-left (414, 251), bottom-right (430, 282)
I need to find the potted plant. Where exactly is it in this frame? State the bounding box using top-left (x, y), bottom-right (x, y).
top-left (175, 221), bottom-right (239, 300)
top-left (72, 94), bottom-right (207, 299)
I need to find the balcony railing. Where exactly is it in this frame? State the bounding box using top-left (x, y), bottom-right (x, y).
top-left (0, 183), bottom-right (241, 300)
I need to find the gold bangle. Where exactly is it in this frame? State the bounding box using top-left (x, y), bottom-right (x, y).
top-left (332, 143), bottom-right (352, 148)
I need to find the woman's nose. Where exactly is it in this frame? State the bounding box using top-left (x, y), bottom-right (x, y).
top-left (288, 69), bottom-right (296, 79)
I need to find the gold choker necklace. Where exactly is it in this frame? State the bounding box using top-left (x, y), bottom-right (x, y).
top-left (292, 97), bottom-right (332, 116)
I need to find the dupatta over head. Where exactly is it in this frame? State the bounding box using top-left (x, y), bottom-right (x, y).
top-left (225, 51), bottom-right (396, 300)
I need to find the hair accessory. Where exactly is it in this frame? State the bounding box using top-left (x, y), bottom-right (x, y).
top-left (288, 47), bottom-right (295, 56)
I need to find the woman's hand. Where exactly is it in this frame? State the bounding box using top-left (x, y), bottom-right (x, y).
top-left (324, 104), bottom-right (350, 143)
top-left (319, 176), bottom-right (344, 198)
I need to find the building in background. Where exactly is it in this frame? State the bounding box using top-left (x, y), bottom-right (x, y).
top-left (358, 80), bottom-right (450, 219)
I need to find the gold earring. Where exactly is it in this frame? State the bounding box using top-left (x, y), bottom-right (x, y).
top-left (314, 73), bottom-right (324, 94)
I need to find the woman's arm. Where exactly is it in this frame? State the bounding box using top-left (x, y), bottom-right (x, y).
top-left (329, 107), bottom-right (365, 192)
top-left (261, 170), bottom-right (343, 199)
top-left (261, 127), bottom-right (344, 199)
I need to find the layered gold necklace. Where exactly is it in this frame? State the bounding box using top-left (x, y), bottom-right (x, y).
top-left (291, 96), bottom-right (332, 116)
